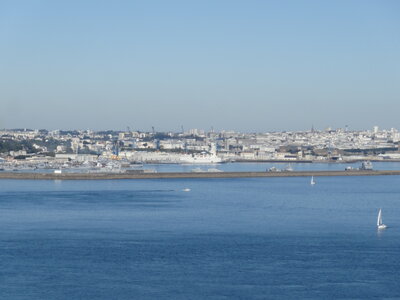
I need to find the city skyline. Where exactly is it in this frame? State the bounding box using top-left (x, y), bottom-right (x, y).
top-left (1, 0), bottom-right (399, 131)
top-left (0, 124), bottom-right (397, 135)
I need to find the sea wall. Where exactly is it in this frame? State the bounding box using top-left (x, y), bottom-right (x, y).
top-left (0, 170), bottom-right (400, 180)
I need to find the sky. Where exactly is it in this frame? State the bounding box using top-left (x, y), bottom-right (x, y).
top-left (0, 0), bottom-right (399, 132)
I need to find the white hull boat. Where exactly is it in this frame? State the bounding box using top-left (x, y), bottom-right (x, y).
top-left (180, 154), bottom-right (222, 164)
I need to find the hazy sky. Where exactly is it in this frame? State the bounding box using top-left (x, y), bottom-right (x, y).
top-left (0, 0), bottom-right (399, 132)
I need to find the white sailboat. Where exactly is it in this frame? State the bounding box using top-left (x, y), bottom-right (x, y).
top-left (377, 208), bottom-right (387, 230)
top-left (310, 176), bottom-right (316, 185)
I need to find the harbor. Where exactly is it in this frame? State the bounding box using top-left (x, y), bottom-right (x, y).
top-left (2, 2), bottom-right (399, 298)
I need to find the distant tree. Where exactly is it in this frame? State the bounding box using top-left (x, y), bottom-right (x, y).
top-left (0, 140), bottom-right (23, 153)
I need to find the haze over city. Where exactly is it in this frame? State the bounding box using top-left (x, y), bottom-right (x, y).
top-left (1, 0), bottom-right (399, 131)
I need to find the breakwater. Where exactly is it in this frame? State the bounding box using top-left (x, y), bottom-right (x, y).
top-left (1, 170), bottom-right (400, 180)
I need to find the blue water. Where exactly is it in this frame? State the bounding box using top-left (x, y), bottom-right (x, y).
top-left (1, 176), bottom-right (400, 299)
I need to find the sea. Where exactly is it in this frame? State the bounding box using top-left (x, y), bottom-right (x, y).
top-left (1, 165), bottom-right (400, 299)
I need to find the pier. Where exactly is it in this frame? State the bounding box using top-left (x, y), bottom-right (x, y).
top-left (1, 170), bottom-right (400, 180)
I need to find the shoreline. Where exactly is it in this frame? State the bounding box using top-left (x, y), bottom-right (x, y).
top-left (232, 159), bottom-right (400, 163)
top-left (140, 159), bottom-right (400, 164)
top-left (1, 170), bottom-right (400, 180)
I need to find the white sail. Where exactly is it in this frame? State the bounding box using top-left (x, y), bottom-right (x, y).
top-left (310, 176), bottom-right (315, 185)
top-left (377, 208), bottom-right (387, 229)
top-left (377, 208), bottom-right (382, 226)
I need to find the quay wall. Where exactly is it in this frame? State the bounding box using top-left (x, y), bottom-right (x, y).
top-left (1, 170), bottom-right (400, 180)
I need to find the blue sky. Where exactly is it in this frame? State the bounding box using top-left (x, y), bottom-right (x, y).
top-left (0, 0), bottom-right (399, 132)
